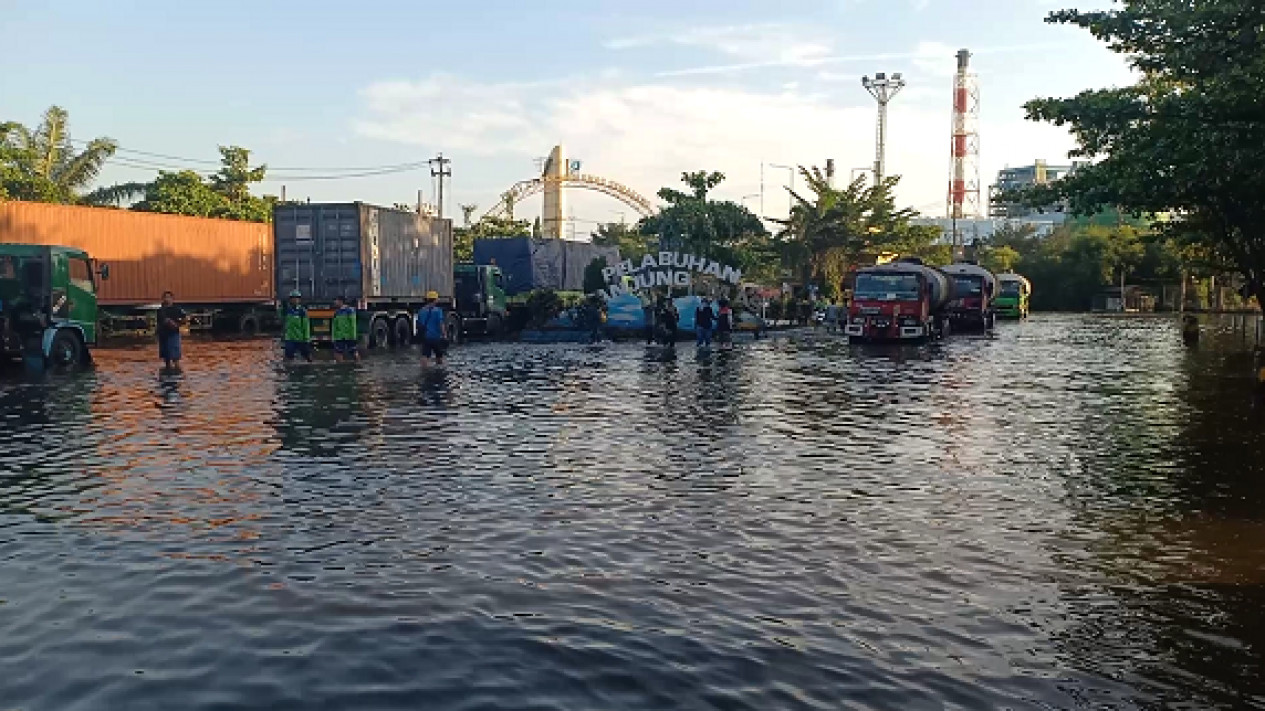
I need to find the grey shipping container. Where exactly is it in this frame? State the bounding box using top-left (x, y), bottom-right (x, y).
top-left (274, 203), bottom-right (454, 304)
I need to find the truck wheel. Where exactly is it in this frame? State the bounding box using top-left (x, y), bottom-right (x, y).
top-left (486, 313), bottom-right (503, 337)
top-left (446, 313), bottom-right (462, 345)
top-left (393, 316), bottom-right (413, 346)
top-left (238, 313), bottom-right (259, 336)
top-left (47, 330), bottom-right (82, 368)
top-left (369, 317), bottom-right (390, 349)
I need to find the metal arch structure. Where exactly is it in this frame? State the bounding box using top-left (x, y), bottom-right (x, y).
top-left (480, 174), bottom-right (657, 222)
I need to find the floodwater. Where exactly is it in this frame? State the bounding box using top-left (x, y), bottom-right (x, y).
top-left (2, 314), bottom-right (1264, 710)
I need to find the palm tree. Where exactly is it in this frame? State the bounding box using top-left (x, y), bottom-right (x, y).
top-left (774, 166), bottom-right (923, 288)
top-left (1, 106), bottom-right (118, 204)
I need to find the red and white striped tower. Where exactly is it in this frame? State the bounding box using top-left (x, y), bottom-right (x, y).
top-left (947, 48), bottom-right (981, 260)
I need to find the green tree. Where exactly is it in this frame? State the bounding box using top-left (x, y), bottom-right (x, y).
top-left (583, 257), bottom-right (609, 294)
top-left (774, 167), bottom-right (935, 294)
top-left (133, 170), bottom-right (227, 217)
top-left (1, 106), bottom-right (118, 204)
top-left (1018, 0), bottom-right (1265, 306)
top-left (981, 245), bottom-right (1020, 274)
top-left (637, 170), bottom-right (774, 282)
top-left (592, 221), bottom-right (648, 260)
top-left (116, 145), bottom-right (273, 221)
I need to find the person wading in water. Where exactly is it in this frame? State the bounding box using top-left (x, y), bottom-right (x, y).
top-left (416, 291), bottom-right (449, 367)
top-left (156, 290), bottom-right (186, 370)
top-left (282, 290), bottom-right (313, 363)
top-left (695, 297), bottom-right (715, 349)
top-left (716, 298), bottom-right (734, 350)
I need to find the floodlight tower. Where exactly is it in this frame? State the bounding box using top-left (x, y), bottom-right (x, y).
top-left (862, 71), bottom-right (906, 187)
top-left (947, 48), bottom-right (981, 260)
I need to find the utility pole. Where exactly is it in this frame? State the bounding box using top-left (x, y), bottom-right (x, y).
top-left (428, 153), bottom-right (451, 219)
top-left (861, 72), bottom-right (906, 186)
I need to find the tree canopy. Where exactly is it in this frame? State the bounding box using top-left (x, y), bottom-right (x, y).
top-left (774, 167), bottom-right (945, 298)
top-left (1, 106), bottom-right (118, 204)
top-left (1019, 0), bottom-right (1265, 305)
top-left (637, 170), bottom-right (775, 281)
top-left (126, 146), bottom-right (273, 222)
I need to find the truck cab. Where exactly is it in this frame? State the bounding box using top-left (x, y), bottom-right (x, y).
top-left (994, 274), bottom-right (1031, 319)
top-left (453, 264), bottom-right (507, 335)
top-left (845, 261), bottom-right (951, 342)
top-left (0, 244), bottom-right (104, 366)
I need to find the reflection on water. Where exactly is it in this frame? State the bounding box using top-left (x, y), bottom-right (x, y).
top-left (1, 316), bottom-right (1264, 709)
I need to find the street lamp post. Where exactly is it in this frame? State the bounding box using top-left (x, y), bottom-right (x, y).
top-left (861, 72), bottom-right (906, 186)
top-left (767, 163), bottom-right (795, 217)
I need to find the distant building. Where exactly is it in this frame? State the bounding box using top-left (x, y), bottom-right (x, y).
top-left (989, 159), bottom-right (1080, 219)
top-left (911, 216), bottom-right (1065, 245)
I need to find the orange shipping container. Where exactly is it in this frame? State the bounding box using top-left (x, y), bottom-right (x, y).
top-left (0, 201), bottom-right (274, 306)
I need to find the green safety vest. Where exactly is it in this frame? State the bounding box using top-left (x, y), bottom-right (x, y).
top-left (331, 306), bottom-right (358, 341)
top-left (283, 306), bottom-right (311, 342)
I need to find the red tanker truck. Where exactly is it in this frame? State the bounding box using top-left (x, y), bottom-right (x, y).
top-left (844, 258), bottom-right (953, 342)
top-left (941, 262), bottom-right (998, 331)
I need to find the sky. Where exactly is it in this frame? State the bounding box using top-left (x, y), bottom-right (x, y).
top-left (0, 0), bottom-right (1133, 232)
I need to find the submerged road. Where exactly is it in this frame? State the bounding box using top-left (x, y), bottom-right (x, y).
top-left (2, 314), bottom-right (1264, 710)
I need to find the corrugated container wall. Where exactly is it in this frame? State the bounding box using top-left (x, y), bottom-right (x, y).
top-left (0, 201), bottom-right (273, 306)
top-left (274, 203), bottom-right (453, 304)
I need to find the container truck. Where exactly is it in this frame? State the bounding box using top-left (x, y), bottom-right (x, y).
top-left (274, 202), bottom-right (509, 347)
top-left (844, 258), bottom-right (953, 342)
top-left (0, 201), bottom-right (278, 336)
top-left (0, 243), bottom-right (105, 366)
top-left (994, 273), bottom-right (1031, 319)
top-left (941, 262), bottom-right (998, 331)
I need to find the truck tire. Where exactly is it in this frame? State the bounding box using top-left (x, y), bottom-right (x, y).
top-left (369, 317), bottom-right (391, 349)
top-left (238, 313), bottom-right (259, 336)
top-left (486, 312), bottom-right (503, 337)
top-left (47, 329), bottom-right (82, 368)
top-left (446, 313), bottom-right (461, 345)
top-left (393, 316), bottom-right (413, 346)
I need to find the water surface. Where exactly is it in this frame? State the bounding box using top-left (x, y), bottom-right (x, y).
top-left (2, 314), bottom-right (1264, 710)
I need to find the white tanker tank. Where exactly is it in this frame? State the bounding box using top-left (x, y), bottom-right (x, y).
top-left (941, 262), bottom-right (999, 298)
top-left (880, 258), bottom-right (954, 311)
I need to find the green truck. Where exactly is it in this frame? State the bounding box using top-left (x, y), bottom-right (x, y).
top-left (0, 244), bottom-right (107, 366)
top-left (995, 273), bottom-right (1032, 319)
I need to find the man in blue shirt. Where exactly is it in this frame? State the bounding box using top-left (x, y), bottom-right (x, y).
top-left (415, 291), bottom-right (449, 367)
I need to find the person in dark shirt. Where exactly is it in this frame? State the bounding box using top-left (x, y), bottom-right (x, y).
top-left (656, 296), bottom-right (679, 347)
top-left (695, 297), bottom-right (715, 348)
top-left (716, 298), bottom-right (734, 350)
top-left (156, 290), bottom-right (186, 369)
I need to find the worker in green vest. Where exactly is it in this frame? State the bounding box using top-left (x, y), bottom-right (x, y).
top-left (282, 289), bottom-right (313, 362)
top-left (331, 295), bottom-right (360, 362)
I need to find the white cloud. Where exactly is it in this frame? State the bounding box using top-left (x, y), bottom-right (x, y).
top-left (352, 39), bottom-right (1087, 222)
top-left (352, 70), bottom-right (1036, 219)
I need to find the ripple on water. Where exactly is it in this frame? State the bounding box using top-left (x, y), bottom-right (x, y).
top-left (2, 316), bottom-right (1265, 709)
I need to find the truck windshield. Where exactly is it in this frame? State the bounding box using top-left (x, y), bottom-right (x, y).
top-left (454, 272), bottom-right (480, 312)
top-left (854, 273), bottom-right (920, 300)
top-left (999, 282), bottom-right (1022, 296)
top-left (954, 276), bottom-right (983, 297)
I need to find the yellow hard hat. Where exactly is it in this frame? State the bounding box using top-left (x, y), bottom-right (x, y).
top-left (425, 290), bottom-right (439, 300)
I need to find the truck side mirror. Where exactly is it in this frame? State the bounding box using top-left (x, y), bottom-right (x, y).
top-left (97, 263), bottom-right (110, 280)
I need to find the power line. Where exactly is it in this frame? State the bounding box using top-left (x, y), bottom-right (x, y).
top-left (75, 137), bottom-right (433, 174)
